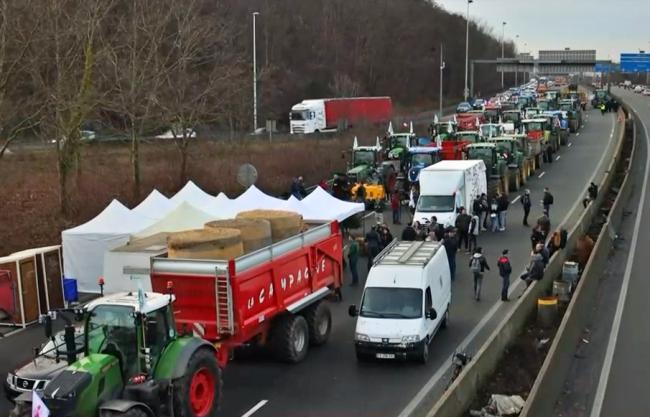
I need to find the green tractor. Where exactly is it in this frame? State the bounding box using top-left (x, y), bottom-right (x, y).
top-left (11, 291), bottom-right (221, 417)
top-left (383, 121), bottom-right (414, 177)
top-left (346, 136), bottom-right (383, 184)
top-left (488, 136), bottom-right (530, 190)
top-left (465, 142), bottom-right (509, 197)
top-left (559, 99), bottom-right (582, 132)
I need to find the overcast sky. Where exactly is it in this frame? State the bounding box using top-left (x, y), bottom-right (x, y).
top-left (433, 0), bottom-right (649, 61)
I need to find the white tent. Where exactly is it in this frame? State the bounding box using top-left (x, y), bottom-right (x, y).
top-left (132, 189), bottom-right (176, 220)
top-left (134, 202), bottom-right (216, 238)
top-left (232, 185), bottom-right (290, 212)
top-left (62, 200), bottom-right (156, 293)
top-left (199, 192), bottom-right (238, 218)
top-left (170, 181), bottom-right (216, 208)
top-left (301, 187), bottom-right (365, 221)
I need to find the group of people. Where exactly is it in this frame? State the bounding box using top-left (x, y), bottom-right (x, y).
top-left (598, 98), bottom-right (620, 115)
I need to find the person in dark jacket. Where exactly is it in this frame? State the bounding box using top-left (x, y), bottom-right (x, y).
top-left (497, 249), bottom-right (512, 301)
top-left (536, 243), bottom-right (550, 266)
top-left (521, 189), bottom-right (532, 226)
top-left (391, 192), bottom-right (401, 224)
top-left (430, 216), bottom-right (444, 241)
top-left (469, 247), bottom-right (490, 301)
top-left (348, 234), bottom-right (360, 286)
top-left (530, 225), bottom-right (545, 250)
top-left (365, 226), bottom-right (381, 270)
top-left (443, 228), bottom-right (459, 281)
top-left (401, 224), bottom-right (417, 241)
top-left (542, 187), bottom-right (554, 218)
top-left (521, 250), bottom-right (545, 290)
top-left (356, 182), bottom-right (367, 204)
top-left (455, 207), bottom-right (472, 252)
top-left (583, 182), bottom-right (598, 208)
top-left (479, 193), bottom-right (489, 230)
top-left (496, 192), bottom-right (509, 231)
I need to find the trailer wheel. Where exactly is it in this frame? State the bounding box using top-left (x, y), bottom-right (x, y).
top-left (303, 301), bottom-right (332, 346)
top-left (271, 314), bottom-right (309, 363)
top-left (172, 348), bottom-right (221, 417)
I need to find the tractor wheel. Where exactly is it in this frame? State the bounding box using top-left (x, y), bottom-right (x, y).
top-left (487, 181), bottom-right (500, 200)
top-left (172, 348), bottom-right (221, 417)
top-left (510, 170), bottom-right (521, 191)
top-left (101, 409), bottom-right (149, 417)
top-left (520, 165), bottom-right (527, 185)
top-left (302, 301), bottom-right (332, 346)
top-left (271, 314), bottom-right (309, 363)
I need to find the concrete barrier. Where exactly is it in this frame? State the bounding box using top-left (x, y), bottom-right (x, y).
top-left (519, 104), bottom-right (635, 417)
top-left (425, 108), bottom-right (628, 417)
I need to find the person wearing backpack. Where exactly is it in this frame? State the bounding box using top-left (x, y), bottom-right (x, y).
top-left (497, 249), bottom-right (512, 301)
top-left (542, 187), bottom-right (554, 219)
top-left (469, 247), bottom-right (490, 301)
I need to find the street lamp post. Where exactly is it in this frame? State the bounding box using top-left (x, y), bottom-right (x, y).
top-left (440, 43), bottom-right (445, 117)
top-left (515, 34), bottom-right (519, 85)
top-left (252, 12), bottom-right (260, 132)
top-left (463, 0), bottom-right (473, 101)
top-left (501, 21), bottom-right (506, 88)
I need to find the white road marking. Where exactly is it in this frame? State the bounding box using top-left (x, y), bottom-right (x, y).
top-left (590, 110), bottom-right (650, 417)
top-left (241, 400), bottom-right (269, 417)
top-left (398, 113), bottom-right (619, 417)
top-left (556, 155), bottom-right (561, 161)
top-left (510, 195), bottom-right (521, 204)
top-left (568, 142), bottom-right (573, 147)
top-left (538, 171), bottom-right (546, 178)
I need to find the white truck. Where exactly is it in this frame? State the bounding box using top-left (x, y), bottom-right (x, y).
top-left (413, 160), bottom-right (487, 227)
top-left (349, 240), bottom-right (451, 363)
top-left (289, 97), bottom-right (392, 134)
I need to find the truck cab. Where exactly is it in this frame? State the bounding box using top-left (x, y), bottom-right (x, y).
top-left (290, 100), bottom-right (325, 134)
top-left (349, 241), bottom-right (451, 363)
top-left (407, 147), bottom-right (442, 183)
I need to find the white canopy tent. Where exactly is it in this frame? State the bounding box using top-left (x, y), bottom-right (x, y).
top-left (300, 187), bottom-right (365, 221)
top-left (134, 202), bottom-right (216, 238)
top-left (62, 200), bottom-right (156, 293)
top-left (199, 192), bottom-right (238, 219)
top-left (170, 181), bottom-right (216, 208)
top-left (232, 185), bottom-right (290, 212)
top-left (132, 189), bottom-right (176, 220)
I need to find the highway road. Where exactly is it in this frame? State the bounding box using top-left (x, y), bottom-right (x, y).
top-left (0, 107), bottom-right (618, 417)
top-left (589, 89), bottom-right (650, 417)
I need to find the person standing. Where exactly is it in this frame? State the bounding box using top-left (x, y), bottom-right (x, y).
top-left (365, 226), bottom-right (381, 271)
top-left (391, 192), bottom-right (401, 225)
top-left (583, 182), bottom-right (598, 208)
top-left (348, 235), bottom-right (360, 286)
top-left (408, 185), bottom-right (418, 220)
top-left (489, 197), bottom-right (499, 232)
top-left (468, 211), bottom-right (479, 253)
top-left (497, 250), bottom-right (512, 301)
top-left (497, 192), bottom-right (510, 231)
top-left (401, 223), bottom-right (417, 241)
top-left (469, 247), bottom-right (490, 301)
top-left (443, 228), bottom-right (458, 281)
top-left (542, 187), bottom-right (554, 218)
top-left (455, 207), bottom-right (472, 253)
top-left (521, 189), bottom-right (532, 226)
top-left (480, 193), bottom-right (489, 231)
top-left (356, 182), bottom-right (367, 204)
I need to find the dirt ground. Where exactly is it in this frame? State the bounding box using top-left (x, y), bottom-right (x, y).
top-left (0, 134), bottom-right (364, 256)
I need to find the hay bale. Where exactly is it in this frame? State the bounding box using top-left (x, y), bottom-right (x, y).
top-left (205, 218), bottom-right (272, 253)
top-left (237, 209), bottom-right (303, 241)
top-left (167, 228), bottom-right (244, 260)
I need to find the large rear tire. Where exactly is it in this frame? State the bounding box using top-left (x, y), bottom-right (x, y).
top-left (101, 409), bottom-right (149, 417)
top-left (303, 301), bottom-right (332, 346)
top-left (271, 314), bottom-right (310, 363)
top-left (172, 348), bottom-right (221, 417)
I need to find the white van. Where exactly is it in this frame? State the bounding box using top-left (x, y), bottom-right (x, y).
top-left (349, 240), bottom-right (451, 363)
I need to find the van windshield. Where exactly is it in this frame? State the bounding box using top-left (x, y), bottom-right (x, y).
top-left (416, 195), bottom-right (455, 212)
top-left (360, 287), bottom-right (422, 319)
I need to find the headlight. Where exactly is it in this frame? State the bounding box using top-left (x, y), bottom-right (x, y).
top-left (401, 335), bottom-right (420, 343)
top-left (6, 373), bottom-right (14, 386)
top-left (355, 333), bottom-right (370, 342)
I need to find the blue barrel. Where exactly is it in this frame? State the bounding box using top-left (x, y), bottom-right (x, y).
top-left (63, 278), bottom-right (78, 302)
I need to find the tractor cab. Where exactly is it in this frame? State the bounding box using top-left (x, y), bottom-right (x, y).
top-left (484, 105), bottom-right (501, 123)
top-left (406, 147), bottom-right (442, 183)
top-left (502, 110), bottom-right (523, 133)
top-left (524, 107), bottom-right (543, 119)
top-left (479, 123), bottom-right (505, 140)
top-left (521, 118), bottom-right (547, 140)
top-left (537, 99), bottom-right (550, 112)
top-left (439, 130), bottom-right (477, 160)
top-left (347, 136), bottom-right (382, 184)
top-left (383, 121), bottom-right (414, 174)
top-left (488, 137), bottom-right (522, 166)
top-left (465, 142), bottom-right (507, 181)
top-left (14, 289), bottom-right (221, 417)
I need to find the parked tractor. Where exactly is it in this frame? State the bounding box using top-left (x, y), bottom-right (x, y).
top-left (346, 136), bottom-right (382, 184)
top-left (383, 121), bottom-right (414, 177)
top-left (406, 147), bottom-right (442, 184)
top-left (487, 136), bottom-right (529, 190)
top-left (559, 99), bottom-right (582, 132)
top-left (501, 110), bottom-right (523, 133)
top-left (591, 89), bottom-right (609, 108)
top-left (484, 104), bottom-right (501, 123)
top-left (465, 142), bottom-right (509, 197)
top-left (521, 119), bottom-right (546, 171)
top-left (479, 123), bottom-right (506, 141)
top-left (11, 291), bottom-right (221, 417)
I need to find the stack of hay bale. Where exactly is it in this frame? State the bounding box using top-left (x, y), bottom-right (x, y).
top-left (166, 209), bottom-right (304, 260)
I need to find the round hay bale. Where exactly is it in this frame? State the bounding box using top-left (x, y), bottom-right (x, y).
top-left (205, 218), bottom-right (272, 253)
top-left (167, 228), bottom-right (244, 260)
top-left (236, 209), bottom-right (303, 242)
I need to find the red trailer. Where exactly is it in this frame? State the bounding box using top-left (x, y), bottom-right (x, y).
top-left (456, 111), bottom-right (486, 131)
top-left (324, 97), bottom-right (392, 129)
top-left (150, 221), bottom-right (343, 367)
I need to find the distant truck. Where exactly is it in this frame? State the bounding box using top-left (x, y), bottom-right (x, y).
top-left (290, 97), bottom-right (392, 134)
top-left (413, 160), bottom-right (487, 227)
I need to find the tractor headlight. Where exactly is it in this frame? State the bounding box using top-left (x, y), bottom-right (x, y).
top-left (6, 373), bottom-right (14, 387)
top-left (401, 335), bottom-right (420, 343)
top-left (355, 333), bottom-right (370, 342)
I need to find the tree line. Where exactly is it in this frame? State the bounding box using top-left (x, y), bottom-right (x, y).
top-left (0, 0), bottom-right (514, 214)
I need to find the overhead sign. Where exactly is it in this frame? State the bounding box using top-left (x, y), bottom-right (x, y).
top-left (620, 53), bottom-right (650, 73)
top-left (594, 62), bottom-right (619, 73)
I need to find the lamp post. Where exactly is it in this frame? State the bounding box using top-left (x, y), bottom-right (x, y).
top-left (501, 21), bottom-right (506, 88)
top-left (463, 0), bottom-right (473, 101)
top-left (515, 34), bottom-right (519, 85)
top-left (440, 43), bottom-right (445, 117)
top-left (252, 12), bottom-right (260, 132)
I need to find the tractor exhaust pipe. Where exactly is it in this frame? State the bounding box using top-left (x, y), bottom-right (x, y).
top-left (64, 325), bottom-right (77, 364)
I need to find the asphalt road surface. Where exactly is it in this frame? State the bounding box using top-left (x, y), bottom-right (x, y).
top-left (0, 107), bottom-right (617, 417)
top-left (589, 89), bottom-right (650, 417)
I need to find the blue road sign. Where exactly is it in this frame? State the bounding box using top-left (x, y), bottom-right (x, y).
top-left (594, 62), bottom-right (612, 73)
top-left (620, 53), bottom-right (650, 73)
